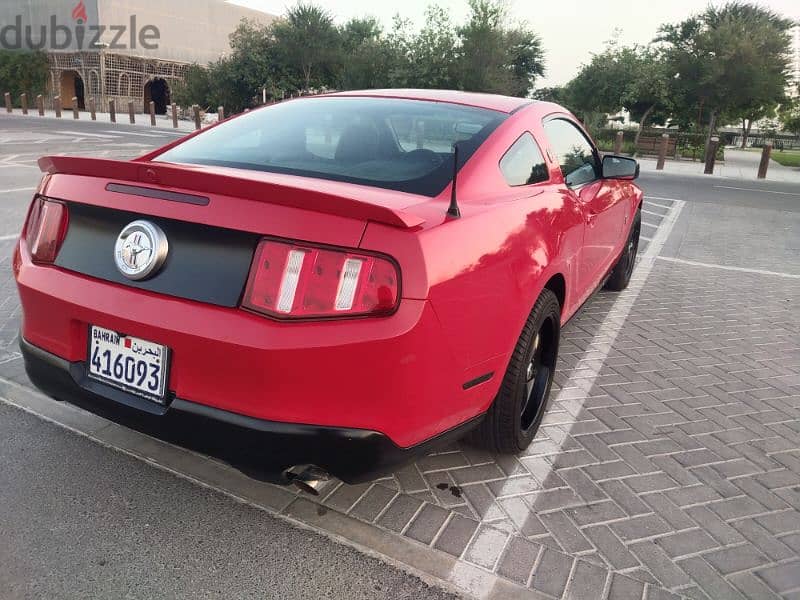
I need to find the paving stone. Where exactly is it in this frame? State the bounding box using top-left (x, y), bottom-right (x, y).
top-left (565, 560), bottom-right (608, 600)
top-left (497, 496), bottom-right (547, 537)
top-left (727, 572), bottom-right (784, 600)
top-left (404, 502), bottom-right (449, 545)
top-left (653, 529), bottom-right (718, 558)
top-left (583, 460), bottom-right (637, 481)
top-left (583, 524), bottom-right (640, 570)
top-left (709, 496), bottom-right (767, 521)
top-left (729, 518), bottom-right (794, 561)
top-left (530, 548), bottom-right (573, 598)
top-left (564, 500), bottom-right (626, 527)
top-left (755, 560), bottom-right (800, 594)
top-left (377, 493), bottom-right (423, 533)
top-left (641, 492), bottom-right (696, 530)
top-left (685, 505), bottom-right (745, 545)
top-left (643, 585), bottom-right (684, 600)
top-left (433, 514), bottom-right (479, 558)
top-left (702, 543), bottom-right (768, 576)
top-left (756, 509), bottom-right (800, 535)
top-left (607, 573), bottom-right (645, 600)
top-left (677, 557), bottom-right (748, 600)
top-left (610, 514), bottom-right (672, 542)
top-left (464, 524), bottom-right (509, 570)
top-left (560, 468), bottom-right (607, 502)
top-left (496, 535), bottom-right (540, 585)
top-left (540, 510), bottom-right (593, 554)
top-left (599, 479), bottom-right (651, 516)
top-left (630, 540), bottom-right (692, 589)
top-left (349, 484), bottom-right (396, 522)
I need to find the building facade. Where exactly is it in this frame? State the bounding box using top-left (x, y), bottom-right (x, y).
top-left (0, 0), bottom-right (275, 112)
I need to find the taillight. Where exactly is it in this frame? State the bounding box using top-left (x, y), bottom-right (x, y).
top-left (242, 239), bottom-right (400, 320)
top-left (24, 197), bottom-right (69, 264)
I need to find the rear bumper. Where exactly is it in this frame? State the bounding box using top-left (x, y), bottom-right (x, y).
top-left (16, 242), bottom-right (499, 448)
top-left (21, 337), bottom-right (482, 483)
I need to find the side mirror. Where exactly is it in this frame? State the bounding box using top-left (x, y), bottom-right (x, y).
top-left (602, 155), bottom-right (639, 180)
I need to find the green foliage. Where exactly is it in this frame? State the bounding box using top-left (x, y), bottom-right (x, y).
top-left (169, 0), bottom-right (546, 115)
top-left (767, 150), bottom-right (800, 168)
top-left (0, 50), bottom-right (49, 106)
top-left (456, 0), bottom-right (544, 97)
top-left (565, 43), bottom-right (671, 136)
top-left (779, 98), bottom-right (800, 137)
top-left (656, 2), bottom-right (794, 132)
top-left (272, 3), bottom-right (340, 91)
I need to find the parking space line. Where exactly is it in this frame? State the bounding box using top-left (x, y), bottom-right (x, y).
top-left (0, 187), bottom-right (35, 194)
top-left (715, 185), bottom-right (800, 196)
top-left (0, 234), bottom-right (19, 241)
top-left (641, 209), bottom-right (666, 217)
top-left (657, 256), bottom-right (800, 279)
top-left (539, 199), bottom-right (685, 475)
top-left (644, 195), bottom-right (684, 203)
top-left (641, 221), bottom-right (658, 229)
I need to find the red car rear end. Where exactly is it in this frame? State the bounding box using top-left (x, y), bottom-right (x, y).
top-left (14, 91), bottom-right (642, 485)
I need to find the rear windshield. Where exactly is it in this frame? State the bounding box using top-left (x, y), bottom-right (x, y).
top-left (155, 97), bottom-right (508, 197)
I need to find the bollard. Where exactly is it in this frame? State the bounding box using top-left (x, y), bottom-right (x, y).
top-left (109, 99), bottom-right (116, 123)
top-left (757, 143), bottom-right (772, 179)
top-left (656, 134), bottom-right (669, 170)
top-left (149, 101), bottom-right (156, 126)
top-left (128, 101), bottom-right (135, 124)
top-left (704, 136), bottom-right (719, 175)
top-left (89, 98), bottom-right (96, 120)
top-left (217, 106), bottom-right (224, 121)
top-left (20, 93), bottom-right (28, 115)
top-left (72, 97), bottom-right (79, 119)
top-left (193, 105), bottom-right (201, 130)
top-left (4, 92), bottom-right (11, 113)
top-left (171, 103), bottom-right (178, 128)
top-left (613, 131), bottom-right (623, 154)
top-left (36, 94), bottom-right (44, 116)
top-left (54, 96), bottom-right (62, 118)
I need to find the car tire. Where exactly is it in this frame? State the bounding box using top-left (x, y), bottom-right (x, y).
top-left (469, 288), bottom-right (561, 454)
top-left (604, 208), bottom-right (641, 292)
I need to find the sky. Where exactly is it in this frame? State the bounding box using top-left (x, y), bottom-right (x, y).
top-left (227, 0), bottom-right (800, 88)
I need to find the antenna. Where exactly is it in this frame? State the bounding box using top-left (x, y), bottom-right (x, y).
top-left (447, 143), bottom-right (461, 219)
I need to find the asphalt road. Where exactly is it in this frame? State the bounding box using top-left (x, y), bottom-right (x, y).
top-left (0, 113), bottom-right (798, 600)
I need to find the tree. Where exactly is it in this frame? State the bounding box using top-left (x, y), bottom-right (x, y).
top-left (338, 17), bottom-right (395, 90)
top-left (456, 0), bottom-right (545, 97)
top-left (272, 3), bottom-right (341, 91)
top-left (657, 2), bottom-right (794, 148)
top-left (0, 50), bottom-right (49, 105)
top-left (779, 97), bottom-right (800, 137)
top-left (385, 7), bottom-right (458, 89)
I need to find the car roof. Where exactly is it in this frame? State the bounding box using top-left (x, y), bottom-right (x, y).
top-left (323, 89), bottom-right (534, 114)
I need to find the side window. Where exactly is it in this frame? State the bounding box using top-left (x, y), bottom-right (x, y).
top-left (542, 118), bottom-right (599, 187)
top-left (499, 133), bottom-right (549, 186)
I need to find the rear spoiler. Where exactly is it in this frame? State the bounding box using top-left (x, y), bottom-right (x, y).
top-left (38, 156), bottom-right (426, 229)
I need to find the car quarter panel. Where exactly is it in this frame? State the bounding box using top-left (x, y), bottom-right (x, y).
top-left (360, 106), bottom-right (584, 414)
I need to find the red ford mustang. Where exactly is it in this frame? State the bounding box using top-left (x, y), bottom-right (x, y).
top-left (14, 90), bottom-right (641, 490)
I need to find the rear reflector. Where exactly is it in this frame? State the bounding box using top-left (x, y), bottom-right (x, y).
top-left (242, 239), bottom-right (399, 320)
top-left (25, 197), bottom-right (69, 264)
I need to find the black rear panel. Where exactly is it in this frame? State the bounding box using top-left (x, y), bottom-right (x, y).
top-left (55, 203), bottom-right (260, 307)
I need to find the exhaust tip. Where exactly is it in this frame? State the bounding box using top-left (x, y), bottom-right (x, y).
top-left (285, 465), bottom-right (330, 496)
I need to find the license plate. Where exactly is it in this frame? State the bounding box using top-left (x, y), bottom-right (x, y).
top-left (88, 325), bottom-right (169, 403)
